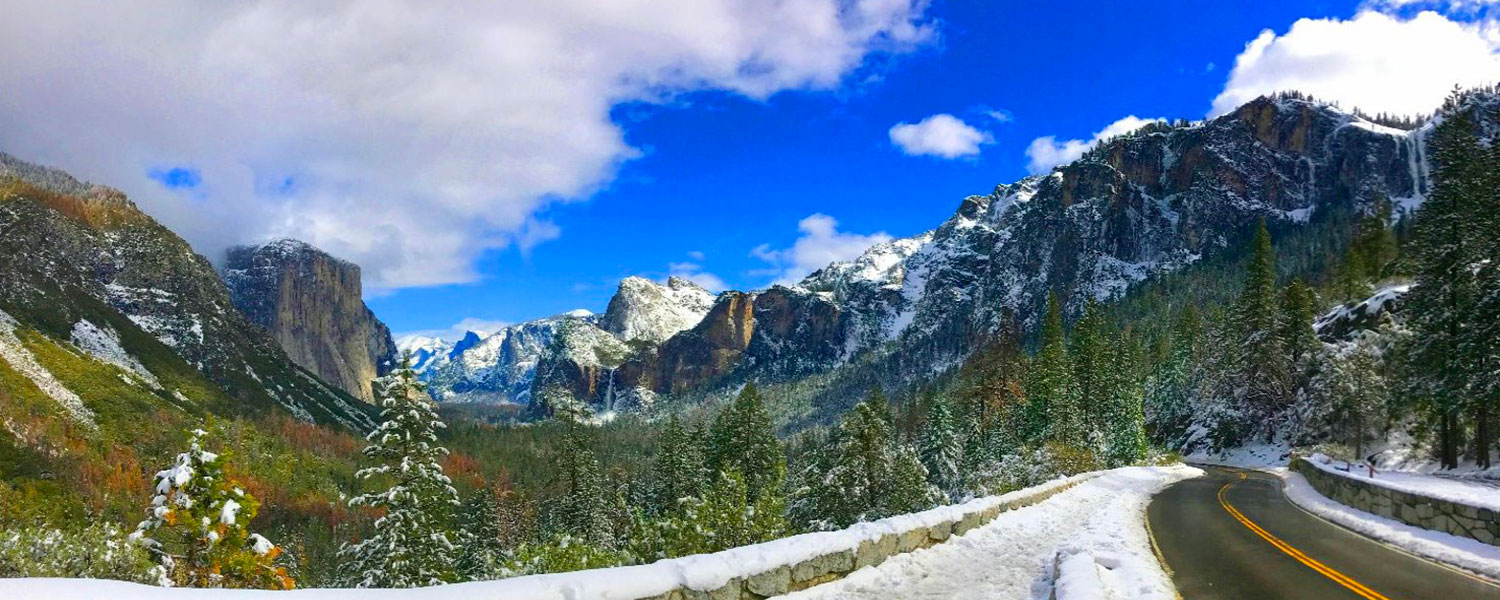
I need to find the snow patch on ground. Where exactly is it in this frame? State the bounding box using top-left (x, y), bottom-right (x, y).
top-left (69, 319), bottom-right (160, 389)
top-left (0, 310), bottom-right (96, 427)
top-left (775, 466), bottom-right (1201, 600)
top-left (1278, 470), bottom-right (1500, 581)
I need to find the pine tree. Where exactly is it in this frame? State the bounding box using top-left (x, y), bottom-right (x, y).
top-left (549, 423), bottom-right (615, 548)
top-left (1235, 220), bottom-right (1290, 432)
top-left (1328, 338), bottom-right (1390, 460)
top-left (1279, 277), bottom-right (1320, 395)
top-left (918, 398), bottom-right (963, 500)
top-left (339, 356), bottom-right (460, 588)
top-left (132, 427), bottom-right (290, 589)
top-left (1401, 91), bottom-right (1487, 469)
top-left (1027, 293), bottom-right (1076, 446)
top-left (1069, 299), bottom-right (1110, 453)
top-left (455, 487), bottom-right (506, 582)
top-left (1100, 330), bottom-right (1148, 467)
top-left (887, 444), bottom-right (942, 514)
top-left (1144, 306), bottom-right (1202, 448)
top-left (706, 383), bottom-right (784, 503)
top-left (650, 415), bottom-right (705, 516)
top-left (1333, 245), bottom-right (1372, 304)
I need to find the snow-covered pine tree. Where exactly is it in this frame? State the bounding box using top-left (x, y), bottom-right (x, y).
top-left (918, 398), bottom-right (963, 500)
top-left (889, 443), bottom-right (941, 514)
top-left (1144, 306), bottom-right (1203, 449)
top-left (1028, 293), bottom-right (1077, 447)
top-left (132, 427), bottom-right (290, 589)
top-left (705, 383), bottom-right (784, 503)
top-left (1401, 91), bottom-right (1487, 469)
top-left (650, 415), bottom-right (705, 516)
top-left (455, 487), bottom-right (506, 582)
top-left (1327, 337), bottom-right (1390, 460)
top-left (338, 355), bottom-right (460, 588)
top-left (548, 421), bottom-right (615, 548)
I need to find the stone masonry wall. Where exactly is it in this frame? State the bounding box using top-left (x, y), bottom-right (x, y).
top-left (637, 474), bottom-right (1097, 600)
top-left (1292, 458), bottom-right (1500, 546)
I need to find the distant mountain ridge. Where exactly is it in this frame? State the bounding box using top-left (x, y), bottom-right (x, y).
top-left (414, 92), bottom-right (1475, 426)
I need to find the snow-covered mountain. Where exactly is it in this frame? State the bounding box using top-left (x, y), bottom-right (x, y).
top-left (598, 276), bottom-right (716, 344)
top-left (526, 93), bottom-right (1453, 424)
top-left (399, 92), bottom-right (1496, 425)
top-left (403, 277), bottom-right (716, 405)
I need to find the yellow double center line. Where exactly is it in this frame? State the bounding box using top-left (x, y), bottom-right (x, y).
top-left (1217, 473), bottom-right (1392, 600)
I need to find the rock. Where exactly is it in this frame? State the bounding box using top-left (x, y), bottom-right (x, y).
top-left (222, 239), bottom-right (396, 402)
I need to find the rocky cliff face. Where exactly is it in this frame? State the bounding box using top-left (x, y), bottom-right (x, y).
top-left (221, 239), bottom-right (396, 402)
top-left (0, 153), bottom-right (375, 430)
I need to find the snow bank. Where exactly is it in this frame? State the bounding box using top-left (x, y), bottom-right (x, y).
top-left (1305, 454), bottom-right (1500, 513)
top-left (776, 465), bottom-right (1202, 600)
top-left (1280, 470), bottom-right (1500, 581)
top-left (1, 472), bottom-right (1108, 600)
top-left (1184, 443), bottom-right (1289, 469)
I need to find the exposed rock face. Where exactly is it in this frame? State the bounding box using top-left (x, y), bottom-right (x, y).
top-left (0, 153), bottom-right (375, 430)
top-left (222, 239), bottom-right (396, 402)
top-left (1314, 285), bottom-right (1408, 343)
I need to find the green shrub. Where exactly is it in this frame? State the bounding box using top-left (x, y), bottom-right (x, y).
top-left (0, 523), bottom-right (164, 584)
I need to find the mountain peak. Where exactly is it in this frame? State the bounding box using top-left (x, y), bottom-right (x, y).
top-left (599, 275), bottom-right (715, 344)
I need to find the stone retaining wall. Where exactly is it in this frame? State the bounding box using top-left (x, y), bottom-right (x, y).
top-left (1291, 458), bottom-right (1500, 546)
top-left (639, 475), bottom-right (1095, 600)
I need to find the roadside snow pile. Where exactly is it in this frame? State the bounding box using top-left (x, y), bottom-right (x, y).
top-left (776, 465), bottom-right (1202, 600)
top-left (1281, 470), bottom-right (1500, 581)
top-left (1306, 454), bottom-right (1500, 513)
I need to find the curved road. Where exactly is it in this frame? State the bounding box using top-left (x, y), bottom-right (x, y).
top-left (1148, 466), bottom-right (1500, 599)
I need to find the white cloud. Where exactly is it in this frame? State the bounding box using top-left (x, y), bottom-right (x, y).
top-left (687, 250), bottom-right (707, 261)
top-left (0, 0), bottom-right (934, 290)
top-left (1024, 115), bottom-right (1163, 174)
top-left (397, 317), bottom-right (511, 342)
top-left (1210, 10), bottom-right (1500, 117)
top-left (888, 114), bottom-right (992, 158)
top-left (752, 214), bottom-right (891, 285)
top-left (667, 262), bottom-right (728, 292)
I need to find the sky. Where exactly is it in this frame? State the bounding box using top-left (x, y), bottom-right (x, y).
top-left (3, 1), bottom-right (1500, 340)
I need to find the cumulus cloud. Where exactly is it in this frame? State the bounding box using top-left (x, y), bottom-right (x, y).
top-left (667, 262), bottom-right (728, 292)
top-left (752, 214), bottom-right (891, 285)
top-left (888, 114), bottom-right (992, 158)
top-left (0, 0), bottom-right (934, 290)
top-left (1210, 10), bottom-right (1500, 117)
top-left (397, 317), bottom-right (512, 342)
top-left (1024, 116), bottom-right (1162, 174)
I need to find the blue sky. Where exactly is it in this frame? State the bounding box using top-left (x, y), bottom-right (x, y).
top-left (368, 0), bottom-right (1367, 336)
top-left (8, 0), bottom-right (1498, 340)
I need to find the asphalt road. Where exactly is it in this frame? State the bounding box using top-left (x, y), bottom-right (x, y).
top-left (1147, 465), bottom-right (1500, 599)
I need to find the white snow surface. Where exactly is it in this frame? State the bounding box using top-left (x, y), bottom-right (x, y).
top-left (1185, 443), bottom-right (1291, 469)
top-left (1304, 453), bottom-right (1500, 513)
top-left (0, 309), bottom-right (96, 427)
top-left (0, 469), bottom-right (1208, 600)
top-left (69, 319), bottom-right (160, 388)
top-left (775, 465), bottom-right (1201, 600)
top-left (1278, 469), bottom-right (1500, 581)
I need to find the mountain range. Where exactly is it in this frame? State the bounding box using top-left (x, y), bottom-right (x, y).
top-left (5, 90), bottom-right (1491, 432)
top-left (395, 92), bottom-right (1454, 427)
